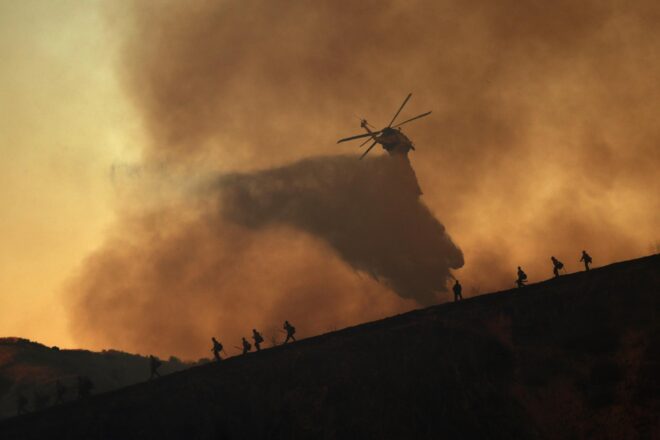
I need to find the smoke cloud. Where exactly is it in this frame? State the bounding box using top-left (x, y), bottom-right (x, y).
top-left (68, 154), bottom-right (461, 358)
top-left (69, 167), bottom-right (428, 358)
top-left (68, 0), bottom-right (660, 358)
top-left (220, 155), bottom-right (463, 304)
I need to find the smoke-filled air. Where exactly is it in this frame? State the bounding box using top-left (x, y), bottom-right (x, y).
top-left (68, 0), bottom-right (660, 359)
top-left (219, 155), bottom-right (464, 303)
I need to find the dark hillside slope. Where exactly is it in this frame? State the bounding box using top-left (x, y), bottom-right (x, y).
top-left (0, 339), bottom-right (190, 419)
top-left (1, 254), bottom-right (658, 439)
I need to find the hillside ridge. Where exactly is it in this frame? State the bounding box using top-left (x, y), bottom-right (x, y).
top-left (1, 253), bottom-right (658, 439)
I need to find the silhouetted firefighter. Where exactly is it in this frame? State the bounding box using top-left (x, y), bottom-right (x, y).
top-left (551, 256), bottom-right (564, 278)
top-left (283, 320), bottom-right (296, 343)
top-left (241, 337), bottom-right (252, 355)
top-left (252, 329), bottom-right (264, 351)
top-left (580, 250), bottom-right (592, 271)
top-left (16, 391), bottom-right (28, 415)
top-left (149, 355), bottom-right (162, 380)
top-left (55, 380), bottom-right (66, 404)
top-left (211, 337), bottom-right (223, 362)
top-left (77, 376), bottom-right (94, 399)
top-left (452, 279), bottom-right (463, 302)
top-left (516, 266), bottom-right (528, 288)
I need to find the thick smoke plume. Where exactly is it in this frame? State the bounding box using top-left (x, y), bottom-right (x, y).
top-left (68, 0), bottom-right (660, 358)
top-left (70, 162), bottom-right (439, 358)
top-left (69, 155), bottom-right (461, 358)
top-left (220, 155), bottom-right (463, 304)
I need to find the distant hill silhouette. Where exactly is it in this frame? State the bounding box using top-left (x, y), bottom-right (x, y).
top-left (0, 254), bottom-right (658, 439)
top-left (0, 339), bottom-right (193, 419)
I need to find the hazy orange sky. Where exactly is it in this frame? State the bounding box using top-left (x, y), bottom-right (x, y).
top-left (2, 1), bottom-right (658, 358)
top-left (0, 1), bottom-right (141, 347)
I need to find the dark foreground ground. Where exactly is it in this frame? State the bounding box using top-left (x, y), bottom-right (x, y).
top-left (0, 340), bottom-right (191, 419)
top-left (0, 254), bottom-right (658, 439)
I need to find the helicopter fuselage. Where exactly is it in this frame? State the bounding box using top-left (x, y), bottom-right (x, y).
top-left (360, 123), bottom-right (414, 157)
top-left (375, 127), bottom-right (414, 156)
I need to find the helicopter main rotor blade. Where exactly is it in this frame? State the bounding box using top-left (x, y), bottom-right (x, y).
top-left (393, 111), bottom-right (432, 128)
top-left (359, 140), bottom-right (378, 160)
top-left (337, 131), bottom-right (381, 143)
top-left (387, 93), bottom-right (412, 127)
top-left (359, 136), bottom-right (372, 147)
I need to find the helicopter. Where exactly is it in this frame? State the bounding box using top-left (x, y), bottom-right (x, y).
top-left (337, 93), bottom-right (431, 160)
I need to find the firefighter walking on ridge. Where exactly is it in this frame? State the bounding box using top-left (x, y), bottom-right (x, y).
top-left (551, 256), bottom-right (564, 278)
top-left (283, 321), bottom-right (296, 344)
top-left (211, 337), bottom-right (223, 362)
top-left (452, 279), bottom-right (463, 302)
top-left (516, 266), bottom-right (528, 288)
top-left (149, 355), bottom-right (162, 380)
top-left (580, 250), bottom-right (592, 271)
top-left (77, 376), bottom-right (94, 399)
top-left (252, 329), bottom-right (264, 351)
top-left (241, 337), bottom-right (251, 355)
